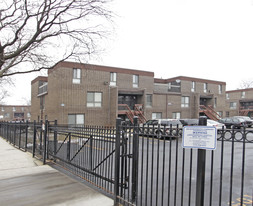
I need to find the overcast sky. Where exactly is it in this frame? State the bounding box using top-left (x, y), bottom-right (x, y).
top-left (4, 0), bottom-right (253, 105)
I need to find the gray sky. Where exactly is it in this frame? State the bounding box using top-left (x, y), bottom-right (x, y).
top-left (4, 0), bottom-right (253, 105)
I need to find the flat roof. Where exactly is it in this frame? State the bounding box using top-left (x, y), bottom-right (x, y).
top-left (155, 76), bottom-right (226, 85)
top-left (48, 61), bottom-right (154, 77)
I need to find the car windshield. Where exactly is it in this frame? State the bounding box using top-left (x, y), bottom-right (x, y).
top-left (161, 120), bottom-right (182, 126)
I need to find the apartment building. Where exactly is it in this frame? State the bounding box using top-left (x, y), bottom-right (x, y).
top-left (31, 61), bottom-right (227, 126)
top-left (226, 88), bottom-right (253, 117)
top-left (153, 76), bottom-right (226, 120)
top-left (0, 105), bottom-right (31, 121)
top-left (31, 62), bottom-right (154, 126)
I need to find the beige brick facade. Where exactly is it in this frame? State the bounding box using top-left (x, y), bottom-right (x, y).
top-left (226, 88), bottom-right (253, 117)
top-left (31, 61), bottom-right (248, 126)
top-left (0, 105), bottom-right (31, 121)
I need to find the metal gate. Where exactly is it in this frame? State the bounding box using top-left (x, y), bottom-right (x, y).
top-left (46, 121), bottom-right (119, 197)
top-left (115, 117), bottom-right (253, 206)
top-left (1, 120), bottom-right (253, 206)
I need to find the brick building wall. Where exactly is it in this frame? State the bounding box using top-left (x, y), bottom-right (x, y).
top-left (226, 88), bottom-right (253, 117)
top-left (0, 105), bottom-right (31, 121)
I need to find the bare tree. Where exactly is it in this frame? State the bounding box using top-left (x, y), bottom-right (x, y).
top-left (0, 0), bottom-right (113, 77)
top-left (0, 77), bottom-right (14, 103)
top-left (239, 79), bottom-right (253, 89)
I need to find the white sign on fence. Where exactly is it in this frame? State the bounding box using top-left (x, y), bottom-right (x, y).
top-left (182, 126), bottom-right (217, 150)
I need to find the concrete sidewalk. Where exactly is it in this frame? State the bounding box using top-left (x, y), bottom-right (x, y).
top-left (0, 137), bottom-right (114, 206)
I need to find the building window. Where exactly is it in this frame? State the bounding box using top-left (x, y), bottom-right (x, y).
top-left (152, 112), bottom-right (162, 119)
top-left (13, 107), bottom-right (16, 112)
top-left (4, 113), bottom-right (10, 118)
top-left (241, 91), bottom-right (245, 98)
top-left (73, 68), bottom-right (81, 84)
top-left (40, 96), bottom-right (45, 110)
top-left (191, 81), bottom-right (195, 92)
top-left (133, 75), bottom-right (139, 88)
top-left (172, 112), bottom-right (181, 119)
top-left (68, 114), bottom-right (85, 125)
top-left (218, 85), bottom-right (222, 94)
top-left (204, 83), bottom-right (208, 93)
top-left (146, 94), bottom-right (152, 107)
top-left (27, 113), bottom-right (31, 118)
top-left (168, 82), bottom-right (171, 90)
top-left (214, 97), bottom-right (217, 108)
top-left (1, 107), bottom-right (4, 112)
top-left (226, 93), bottom-right (229, 99)
top-left (110, 72), bottom-right (117, 86)
top-left (181, 96), bottom-right (190, 108)
top-left (229, 102), bottom-right (237, 109)
top-left (87, 92), bottom-right (102, 107)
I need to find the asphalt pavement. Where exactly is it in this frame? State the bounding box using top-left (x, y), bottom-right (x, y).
top-left (0, 137), bottom-right (114, 206)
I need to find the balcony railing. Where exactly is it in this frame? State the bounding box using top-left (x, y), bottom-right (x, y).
top-left (38, 83), bottom-right (48, 96)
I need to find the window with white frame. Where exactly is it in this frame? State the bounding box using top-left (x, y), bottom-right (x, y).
top-left (87, 92), bottom-right (102, 107)
top-left (13, 107), bottom-right (16, 112)
top-left (181, 96), bottom-right (189, 108)
top-left (68, 114), bottom-right (85, 125)
top-left (218, 85), bottom-right (222, 94)
top-left (241, 91), bottom-right (245, 98)
top-left (191, 81), bottom-right (196, 92)
top-left (146, 94), bottom-right (152, 107)
top-left (133, 75), bottom-right (139, 88)
top-left (73, 68), bottom-right (81, 84)
top-left (172, 112), bottom-right (181, 119)
top-left (110, 72), bottom-right (117, 86)
top-left (1, 107), bottom-right (4, 112)
top-left (152, 112), bottom-right (162, 119)
top-left (229, 102), bottom-right (237, 109)
top-left (204, 83), bottom-right (208, 93)
top-left (226, 93), bottom-right (229, 99)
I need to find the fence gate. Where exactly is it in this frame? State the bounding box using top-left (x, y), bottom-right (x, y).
top-left (114, 118), bottom-right (139, 206)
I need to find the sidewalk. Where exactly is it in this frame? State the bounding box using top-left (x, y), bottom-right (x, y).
top-left (0, 137), bottom-right (114, 206)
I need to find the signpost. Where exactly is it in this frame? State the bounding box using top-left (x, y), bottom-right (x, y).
top-left (182, 116), bottom-right (217, 206)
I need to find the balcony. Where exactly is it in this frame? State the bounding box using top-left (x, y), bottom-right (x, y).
top-left (38, 83), bottom-right (48, 96)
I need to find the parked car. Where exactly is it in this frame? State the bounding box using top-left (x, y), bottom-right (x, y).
top-left (207, 119), bottom-right (226, 133)
top-left (140, 119), bottom-right (183, 138)
top-left (233, 116), bottom-right (253, 128)
top-left (179, 119), bottom-right (198, 126)
top-left (218, 118), bottom-right (246, 129)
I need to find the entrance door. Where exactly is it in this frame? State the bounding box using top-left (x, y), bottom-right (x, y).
top-left (118, 95), bottom-right (137, 109)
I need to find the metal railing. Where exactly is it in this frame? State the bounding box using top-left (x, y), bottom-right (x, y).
top-left (1, 120), bottom-right (253, 206)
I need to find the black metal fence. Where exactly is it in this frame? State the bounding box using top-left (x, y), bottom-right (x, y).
top-left (0, 119), bottom-right (253, 206)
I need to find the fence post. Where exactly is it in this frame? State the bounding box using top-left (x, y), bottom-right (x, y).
top-left (18, 121), bottom-right (21, 149)
top-left (195, 116), bottom-right (207, 206)
top-left (90, 135), bottom-right (93, 170)
top-left (132, 116), bottom-right (139, 204)
top-left (114, 118), bottom-right (122, 206)
top-left (53, 120), bottom-right (57, 162)
top-left (25, 120), bottom-right (28, 152)
top-left (67, 133), bottom-right (71, 161)
top-left (32, 120), bottom-right (36, 157)
top-left (43, 120), bottom-right (48, 165)
top-left (14, 122), bottom-right (16, 146)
